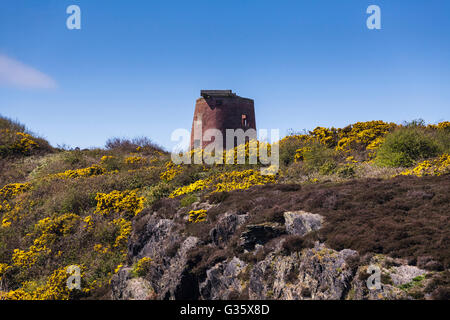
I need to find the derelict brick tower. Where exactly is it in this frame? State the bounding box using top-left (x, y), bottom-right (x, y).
top-left (190, 90), bottom-right (256, 149)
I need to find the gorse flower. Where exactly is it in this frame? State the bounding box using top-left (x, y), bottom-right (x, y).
top-left (131, 257), bottom-right (152, 277)
top-left (160, 161), bottom-right (183, 181)
top-left (170, 169), bottom-right (275, 198)
top-left (94, 190), bottom-right (145, 217)
top-left (112, 218), bottom-right (132, 249)
top-left (188, 209), bottom-right (207, 223)
top-left (11, 213), bottom-right (79, 268)
top-left (0, 183), bottom-right (30, 200)
top-left (0, 265), bottom-right (88, 300)
top-left (125, 156), bottom-right (147, 165)
top-left (53, 165), bottom-right (106, 179)
top-left (399, 154), bottom-right (450, 177)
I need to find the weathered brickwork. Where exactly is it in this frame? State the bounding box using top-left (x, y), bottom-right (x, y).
top-left (190, 90), bottom-right (256, 149)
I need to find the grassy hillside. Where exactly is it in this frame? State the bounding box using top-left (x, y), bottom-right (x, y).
top-left (0, 115), bottom-right (448, 299)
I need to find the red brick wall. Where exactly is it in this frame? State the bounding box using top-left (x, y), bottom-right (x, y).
top-left (190, 95), bottom-right (256, 149)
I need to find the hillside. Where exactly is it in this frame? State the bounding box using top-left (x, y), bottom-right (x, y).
top-left (0, 115), bottom-right (449, 300)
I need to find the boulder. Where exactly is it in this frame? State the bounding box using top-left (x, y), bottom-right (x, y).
top-left (283, 211), bottom-right (324, 236)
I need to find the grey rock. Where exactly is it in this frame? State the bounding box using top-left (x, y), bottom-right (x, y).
top-left (283, 211), bottom-right (324, 236)
top-left (200, 257), bottom-right (248, 299)
top-left (390, 265), bottom-right (426, 286)
top-left (111, 267), bottom-right (154, 300)
top-left (210, 212), bottom-right (248, 246)
top-left (249, 243), bottom-right (358, 300)
top-left (158, 236), bottom-right (201, 300)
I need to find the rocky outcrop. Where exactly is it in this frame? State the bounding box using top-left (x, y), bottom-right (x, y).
top-left (210, 212), bottom-right (248, 247)
top-left (112, 205), bottom-right (431, 300)
top-left (248, 243), bottom-right (357, 300)
top-left (158, 236), bottom-right (201, 300)
top-left (200, 257), bottom-right (248, 300)
top-left (111, 267), bottom-right (154, 300)
top-left (390, 265), bottom-right (426, 286)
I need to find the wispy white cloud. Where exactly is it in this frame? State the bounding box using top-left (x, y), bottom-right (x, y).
top-left (0, 54), bottom-right (57, 89)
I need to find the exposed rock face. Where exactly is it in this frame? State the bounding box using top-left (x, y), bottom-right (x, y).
top-left (111, 267), bottom-right (154, 300)
top-left (200, 257), bottom-right (248, 300)
top-left (248, 243), bottom-right (357, 300)
top-left (112, 206), bottom-right (430, 300)
top-left (240, 223), bottom-right (286, 250)
top-left (158, 236), bottom-right (201, 300)
top-left (283, 211), bottom-right (324, 236)
top-left (390, 265), bottom-right (426, 286)
top-left (210, 212), bottom-right (248, 247)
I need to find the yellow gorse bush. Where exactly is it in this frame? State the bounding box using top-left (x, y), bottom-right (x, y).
top-left (93, 243), bottom-right (110, 254)
top-left (399, 154), bottom-right (450, 177)
top-left (213, 170), bottom-right (276, 193)
top-left (125, 156), bottom-right (148, 165)
top-left (1, 199), bottom-right (34, 228)
top-left (83, 215), bottom-right (94, 231)
top-left (283, 121), bottom-right (398, 163)
top-left (131, 257), bottom-right (152, 277)
top-left (1, 183), bottom-right (32, 227)
top-left (53, 165), bottom-right (106, 179)
top-left (114, 264), bottom-right (123, 273)
top-left (311, 127), bottom-right (336, 147)
top-left (294, 146), bottom-right (312, 163)
top-left (13, 132), bottom-right (39, 155)
top-left (160, 161), bottom-right (183, 181)
top-left (94, 190), bottom-right (144, 217)
top-left (112, 218), bottom-right (132, 249)
top-left (335, 121), bottom-right (397, 152)
top-left (0, 263), bottom-right (11, 281)
top-left (100, 155), bottom-right (114, 162)
top-left (187, 140), bottom-right (273, 165)
top-left (12, 213), bottom-right (79, 268)
top-left (170, 169), bottom-right (275, 198)
top-left (0, 265), bottom-right (88, 300)
top-left (169, 178), bottom-right (211, 198)
top-left (188, 209), bottom-right (207, 223)
top-left (427, 121), bottom-right (450, 130)
top-left (0, 182), bottom-right (31, 200)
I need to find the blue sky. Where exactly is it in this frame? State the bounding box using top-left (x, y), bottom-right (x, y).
top-left (0, 0), bottom-right (449, 150)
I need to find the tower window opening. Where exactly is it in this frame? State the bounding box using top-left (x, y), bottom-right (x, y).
top-left (242, 114), bottom-right (248, 127)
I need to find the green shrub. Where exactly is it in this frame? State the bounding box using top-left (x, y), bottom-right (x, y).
top-left (376, 127), bottom-right (441, 167)
top-left (336, 164), bottom-right (356, 178)
top-left (279, 136), bottom-right (305, 166)
top-left (101, 156), bottom-right (122, 172)
top-left (58, 187), bottom-right (96, 214)
top-left (303, 143), bottom-right (335, 172)
top-left (180, 193), bottom-right (199, 207)
top-left (130, 257), bottom-right (152, 278)
top-left (433, 129), bottom-right (450, 154)
top-left (319, 161), bottom-right (337, 175)
top-left (141, 182), bottom-right (172, 206)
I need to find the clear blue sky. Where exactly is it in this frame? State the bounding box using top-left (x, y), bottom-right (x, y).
top-left (1, 0), bottom-right (449, 150)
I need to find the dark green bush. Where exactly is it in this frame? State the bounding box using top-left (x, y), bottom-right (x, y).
top-left (279, 136), bottom-right (305, 166)
top-left (180, 193), bottom-right (199, 207)
top-left (303, 143), bottom-right (335, 172)
top-left (319, 160), bottom-right (337, 175)
top-left (337, 164), bottom-right (356, 178)
top-left (375, 127), bottom-right (441, 167)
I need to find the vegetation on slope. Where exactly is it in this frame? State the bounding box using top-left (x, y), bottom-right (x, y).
top-left (0, 115), bottom-right (449, 299)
